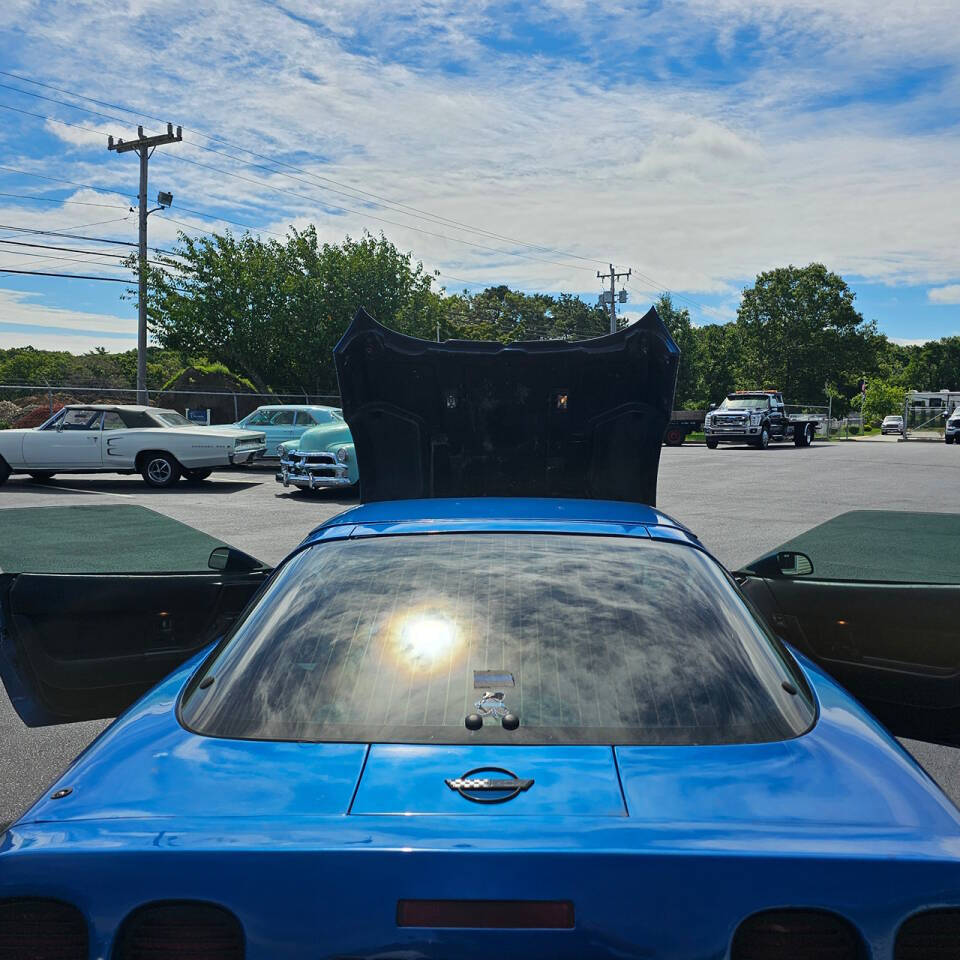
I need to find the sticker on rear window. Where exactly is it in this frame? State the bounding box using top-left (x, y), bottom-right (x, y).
top-left (474, 671), bottom-right (515, 688)
top-left (475, 691), bottom-right (509, 717)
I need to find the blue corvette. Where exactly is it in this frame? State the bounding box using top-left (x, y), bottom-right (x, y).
top-left (1, 309), bottom-right (959, 959)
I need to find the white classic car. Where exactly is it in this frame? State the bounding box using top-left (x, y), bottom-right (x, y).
top-left (0, 404), bottom-right (266, 488)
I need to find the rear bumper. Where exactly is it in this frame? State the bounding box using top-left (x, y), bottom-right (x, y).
top-left (229, 446), bottom-right (265, 465)
top-left (3, 819), bottom-right (960, 960)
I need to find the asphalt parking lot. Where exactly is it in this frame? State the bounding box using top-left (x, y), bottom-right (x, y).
top-left (2, 437), bottom-right (959, 824)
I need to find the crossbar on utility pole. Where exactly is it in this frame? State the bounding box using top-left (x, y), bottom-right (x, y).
top-left (597, 263), bottom-right (631, 333)
top-left (108, 123), bottom-right (182, 405)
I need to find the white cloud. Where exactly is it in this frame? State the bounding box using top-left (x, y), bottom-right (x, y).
top-left (0, 328), bottom-right (135, 351)
top-left (43, 119), bottom-right (115, 150)
top-left (890, 336), bottom-right (933, 346)
top-left (929, 285), bottom-right (960, 305)
top-left (1, 0), bottom-right (959, 340)
top-left (0, 288), bottom-right (135, 343)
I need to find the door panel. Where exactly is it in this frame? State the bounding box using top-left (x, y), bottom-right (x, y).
top-left (0, 570), bottom-right (267, 725)
top-left (22, 429), bottom-right (101, 468)
top-left (22, 411), bottom-right (104, 468)
top-left (740, 575), bottom-right (960, 746)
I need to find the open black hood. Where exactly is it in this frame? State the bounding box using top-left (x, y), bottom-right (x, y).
top-left (334, 307), bottom-right (679, 505)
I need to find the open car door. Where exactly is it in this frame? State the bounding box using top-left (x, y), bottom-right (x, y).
top-left (0, 504), bottom-right (270, 726)
top-left (738, 510), bottom-right (960, 748)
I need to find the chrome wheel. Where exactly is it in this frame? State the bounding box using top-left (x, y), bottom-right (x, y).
top-left (147, 458), bottom-right (171, 484)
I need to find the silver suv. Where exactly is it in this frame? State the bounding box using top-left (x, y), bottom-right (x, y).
top-left (881, 415), bottom-right (903, 435)
top-left (946, 410), bottom-right (960, 444)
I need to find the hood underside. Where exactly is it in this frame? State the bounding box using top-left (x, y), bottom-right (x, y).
top-left (334, 307), bottom-right (679, 504)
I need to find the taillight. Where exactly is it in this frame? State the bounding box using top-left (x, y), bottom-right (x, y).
top-left (115, 901), bottom-right (243, 960)
top-left (0, 897), bottom-right (87, 960)
top-left (397, 899), bottom-right (575, 929)
top-left (896, 908), bottom-right (960, 959)
top-left (732, 908), bottom-right (864, 959)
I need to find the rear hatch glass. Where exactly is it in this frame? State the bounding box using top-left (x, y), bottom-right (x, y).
top-left (182, 532), bottom-right (812, 746)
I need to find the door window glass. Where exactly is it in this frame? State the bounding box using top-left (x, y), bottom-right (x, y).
top-left (296, 410), bottom-right (327, 425)
top-left (244, 410), bottom-right (273, 426)
top-left (102, 412), bottom-right (126, 431)
top-left (269, 410), bottom-right (296, 425)
top-left (60, 409), bottom-right (102, 430)
top-left (39, 410), bottom-right (65, 431)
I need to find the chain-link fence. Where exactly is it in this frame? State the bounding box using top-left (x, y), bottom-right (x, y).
top-left (0, 382), bottom-right (342, 428)
top-left (902, 393), bottom-right (960, 440)
top-left (784, 404), bottom-right (838, 439)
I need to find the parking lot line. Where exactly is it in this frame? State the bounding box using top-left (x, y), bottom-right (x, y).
top-left (39, 484), bottom-right (134, 500)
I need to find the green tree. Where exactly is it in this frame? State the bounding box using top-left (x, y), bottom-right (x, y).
top-left (858, 378), bottom-right (907, 424)
top-left (548, 293), bottom-right (609, 340)
top-left (735, 264), bottom-right (878, 402)
top-left (901, 337), bottom-right (960, 391)
top-left (655, 294), bottom-right (699, 407)
top-left (440, 287), bottom-right (607, 343)
top-left (692, 323), bottom-right (738, 408)
top-left (141, 229), bottom-right (444, 393)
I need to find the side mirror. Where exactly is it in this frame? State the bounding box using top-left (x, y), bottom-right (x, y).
top-left (208, 546), bottom-right (262, 573)
top-left (708, 402), bottom-right (717, 410)
top-left (742, 550), bottom-right (814, 579)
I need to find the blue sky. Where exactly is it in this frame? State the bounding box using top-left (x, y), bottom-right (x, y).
top-left (0, 0), bottom-right (958, 353)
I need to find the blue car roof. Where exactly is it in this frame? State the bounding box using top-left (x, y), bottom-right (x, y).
top-left (304, 497), bottom-right (699, 548)
top-left (315, 497), bottom-right (681, 528)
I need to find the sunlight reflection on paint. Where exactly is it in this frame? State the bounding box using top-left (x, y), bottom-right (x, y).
top-left (395, 611), bottom-right (460, 671)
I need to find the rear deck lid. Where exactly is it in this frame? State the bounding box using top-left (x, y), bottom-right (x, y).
top-left (350, 744), bottom-right (626, 816)
top-left (334, 306), bottom-right (679, 505)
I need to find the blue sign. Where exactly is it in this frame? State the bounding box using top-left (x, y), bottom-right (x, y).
top-left (185, 408), bottom-right (210, 425)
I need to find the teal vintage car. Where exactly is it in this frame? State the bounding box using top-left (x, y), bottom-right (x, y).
top-left (275, 414), bottom-right (358, 492)
top-left (227, 405), bottom-right (343, 459)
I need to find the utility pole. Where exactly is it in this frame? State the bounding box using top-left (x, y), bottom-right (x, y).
top-left (597, 263), bottom-right (631, 333)
top-left (108, 123), bottom-right (182, 404)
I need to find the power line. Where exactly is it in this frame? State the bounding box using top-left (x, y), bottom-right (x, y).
top-left (0, 82), bottom-right (611, 273)
top-left (0, 69), bottom-right (610, 268)
top-left (181, 138), bottom-right (608, 266)
top-left (0, 239), bottom-right (172, 267)
top-left (0, 220), bottom-right (178, 257)
top-left (170, 203), bottom-right (287, 237)
top-left (0, 75), bottom-right (695, 307)
top-left (0, 245), bottom-right (128, 265)
top-left (0, 79), bottom-right (128, 127)
top-left (168, 152), bottom-right (596, 273)
top-left (0, 190), bottom-right (129, 210)
top-left (436, 272), bottom-right (486, 287)
top-left (0, 216), bottom-right (133, 240)
top-left (155, 210), bottom-right (286, 239)
top-left (0, 101), bottom-right (105, 138)
top-left (0, 253), bottom-right (130, 274)
top-left (0, 70), bottom-right (169, 124)
top-left (0, 94), bottom-right (619, 282)
top-left (0, 163), bottom-right (132, 201)
top-left (0, 267), bottom-right (129, 282)
top-left (0, 223), bottom-right (137, 244)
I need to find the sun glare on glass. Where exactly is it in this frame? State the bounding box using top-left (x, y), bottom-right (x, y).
top-left (396, 612), bottom-right (460, 669)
